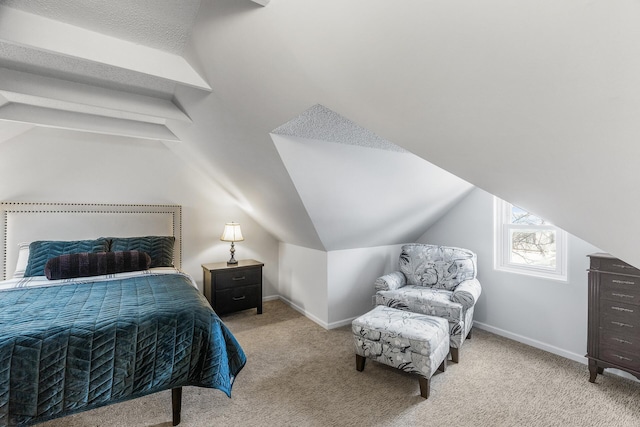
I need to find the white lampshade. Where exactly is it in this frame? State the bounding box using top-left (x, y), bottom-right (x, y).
top-left (220, 222), bottom-right (244, 242)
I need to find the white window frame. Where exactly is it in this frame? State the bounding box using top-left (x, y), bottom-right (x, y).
top-left (494, 197), bottom-right (568, 281)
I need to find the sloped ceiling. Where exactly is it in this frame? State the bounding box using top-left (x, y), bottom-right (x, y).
top-left (0, 0), bottom-right (205, 141)
top-left (2, 0), bottom-right (639, 266)
top-left (178, 0), bottom-right (640, 266)
top-left (271, 105), bottom-right (473, 251)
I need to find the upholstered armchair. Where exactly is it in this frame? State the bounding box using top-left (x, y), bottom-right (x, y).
top-left (374, 244), bottom-right (482, 363)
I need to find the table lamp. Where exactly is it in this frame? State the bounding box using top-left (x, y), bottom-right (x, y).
top-left (220, 222), bottom-right (244, 265)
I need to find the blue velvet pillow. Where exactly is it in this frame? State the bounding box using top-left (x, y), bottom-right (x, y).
top-left (24, 238), bottom-right (110, 277)
top-left (108, 236), bottom-right (175, 268)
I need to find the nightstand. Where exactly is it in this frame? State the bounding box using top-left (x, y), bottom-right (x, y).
top-left (202, 259), bottom-right (264, 315)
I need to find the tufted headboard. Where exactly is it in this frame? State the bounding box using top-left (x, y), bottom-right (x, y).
top-left (0, 202), bottom-right (182, 280)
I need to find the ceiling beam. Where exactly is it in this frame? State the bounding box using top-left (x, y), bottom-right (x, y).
top-left (0, 6), bottom-right (211, 91)
top-left (0, 104), bottom-right (180, 141)
top-left (0, 68), bottom-right (191, 123)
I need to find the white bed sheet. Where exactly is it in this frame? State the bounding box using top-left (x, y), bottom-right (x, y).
top-left (0, 268), bottom-right (197, 292)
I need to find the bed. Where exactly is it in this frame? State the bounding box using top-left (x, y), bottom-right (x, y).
top-left (0, 202), bottom-right (246, 426)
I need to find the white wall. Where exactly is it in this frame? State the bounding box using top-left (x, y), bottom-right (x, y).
top-left (419, 188), bottom-right (601, 362)
top-left (0, 127), bottom-right (279, 297)
top-left (279, 242), bottom-right (405, 329)
top-left (327, 244), bottom-right (404, 327)
top-left (278, 242), bottom-right (328, 326)
top-left (271, 132), bottom-right (473, 251)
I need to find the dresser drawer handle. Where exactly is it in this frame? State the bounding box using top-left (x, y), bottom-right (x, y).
top-left (612, 293), bottom-right (635, 299)
top-left (611, 306), bottom-right (634, 313)
top-left (611, 321), bottom-right (634, 328)
top-left (612, 279), bottom-right (635, 285)
top-left (232, 296), bottom-right (246, 301)
top-left (232, 276), bottom-right (246, 281)
top-left (613, 337), bottom-right (633, 345)
top-left (613, 354), bottom-right (633, 362)
top-left (612, 264), bottom-right (634, 269)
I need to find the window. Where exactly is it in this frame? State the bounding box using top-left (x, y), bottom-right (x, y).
top-left (494, 197), bottom-right (567, 281)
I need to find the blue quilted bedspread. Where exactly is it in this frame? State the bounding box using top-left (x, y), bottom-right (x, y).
top-left (0, 274), bottom-right (246, 426)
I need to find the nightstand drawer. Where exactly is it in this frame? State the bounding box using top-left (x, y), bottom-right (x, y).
top-left (215, 284), bottom-right (261, 314)
top-left (215, 268), bottom-right (261, 289)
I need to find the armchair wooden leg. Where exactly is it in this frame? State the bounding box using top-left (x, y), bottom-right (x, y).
top-left (356, 354), bottom-right (366, 371)
top-left (466, 328), bottom-right (472, 339)
top-left (450, 347), bottom-right (459, 363)
top-left (419, 376), bottom-right (430, 399)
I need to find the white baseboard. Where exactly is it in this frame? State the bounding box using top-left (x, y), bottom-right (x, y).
top-left (276, 295), bottom-right (329, 329)
top-left (327, 317), bottom-right (356, 329)
top-left (262, 294), bottom-right (280, 302)
top-left (474, 321), bottom-right (640, 382)
top-left (473, 321), bottom-right (586, 364)
top-left (274, 296), bottom-right (357, 330)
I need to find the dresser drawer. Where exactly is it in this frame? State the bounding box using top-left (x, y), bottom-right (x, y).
top-left (600, 274), bottom-right (640, 305)
top-left (214, 284), bottom-right (261, 314)
top-left (600, 299), bottom-right (640, 329)
top-left (599, 328), bottom-right (640, 354)
top-left (215, 268), bottom-right (261, 290)
top-left (592, 257), bottom-right (639, 275)
top-left (600, 346), bottom-right (640, 371)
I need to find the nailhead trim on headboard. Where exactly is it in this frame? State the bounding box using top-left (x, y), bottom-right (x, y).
top-left (1, 202), bottom-right (182, 280)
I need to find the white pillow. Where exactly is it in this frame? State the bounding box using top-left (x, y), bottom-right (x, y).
top-left (12, 242), bottom-right (30, 279)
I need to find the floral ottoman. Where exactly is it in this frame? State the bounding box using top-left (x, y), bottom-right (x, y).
top-left (352, 305), bottom-right (449, 398)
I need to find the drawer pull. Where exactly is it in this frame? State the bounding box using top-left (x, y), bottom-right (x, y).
top-left (612, 279), bottom-right (635, 285)
top-left (232, 296), bottom-right (246, 301)
top-left (613, 337), bottom-right (633, 345)
top-left (612, 293), bottom-right (635, 299)
top-left (611, 306), bottom-right (634, 313)
top-left (232, 276), bottom-right (246, 281)
top-left (613, 354), bottom-right (633, 362)
top-left (612, 264), bottom-right (634, 269)
top-left (611, 321), bottom-right (634, 328)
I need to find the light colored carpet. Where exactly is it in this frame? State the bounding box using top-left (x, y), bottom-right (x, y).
top-left (41, 300), bottom-right (640, 427)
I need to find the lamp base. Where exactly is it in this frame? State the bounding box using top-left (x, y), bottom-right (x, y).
top-left (227, 242), bottom-right (238, 265)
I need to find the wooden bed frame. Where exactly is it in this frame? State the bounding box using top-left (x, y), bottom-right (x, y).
top-left (0, 201), bottom-right (185, 425)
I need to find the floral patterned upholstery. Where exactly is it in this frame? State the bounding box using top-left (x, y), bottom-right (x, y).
top-left (375, 286), bottom-right (463, 323)
top-left (352, 306), bottom-right (450, 378)
top-left (374, 244), bottom-right (482, 355)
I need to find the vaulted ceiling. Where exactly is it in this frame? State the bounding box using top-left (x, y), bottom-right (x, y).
top-left (1, 1), bottom-right (639, 264)
top-left (0, 0), bottom-right (204, 141)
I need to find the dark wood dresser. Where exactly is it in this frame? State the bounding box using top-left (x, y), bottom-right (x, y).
top-left (202, 259), bottom-right (264, 315)
top-left (587, 253), bottom-right (640, 382)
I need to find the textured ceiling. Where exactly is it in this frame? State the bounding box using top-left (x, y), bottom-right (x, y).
top-left (0, 0), bottom-right (201, 54)
top-left (0, 42), bottom-right (176, 99)
top-left (272, 104), bottom-right (408, 153)
top-left (0, 0), bottom-right (206, 141)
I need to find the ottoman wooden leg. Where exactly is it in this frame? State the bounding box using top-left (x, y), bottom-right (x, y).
top-left (356, 354), bottom-right (366, 372)
top-left (437, 358), bottom-right (447, 373)
top-left (450, 347), bottom-right (459, 363)
top-left (419, 376), bottom-right (430, 399)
